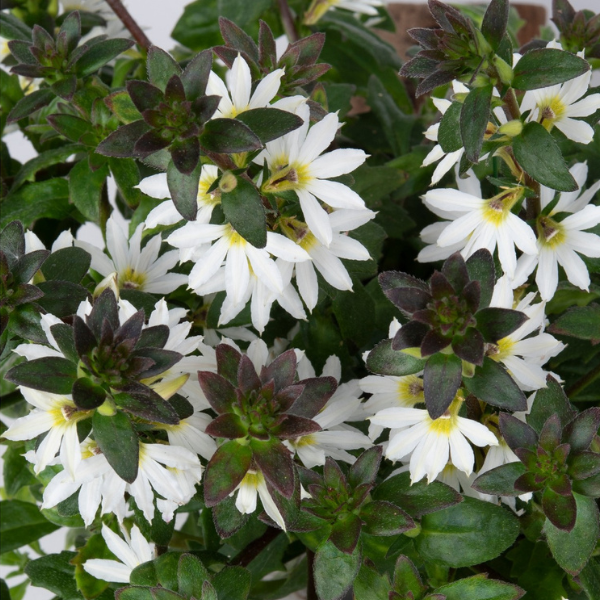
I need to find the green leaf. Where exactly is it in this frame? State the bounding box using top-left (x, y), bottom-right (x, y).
top-left (212, 495), bottom-right (249, 538)
top-left (314, 540), bottom-right (361, 600)
top-left (547, 303), bottom-right (600, 343)
top-left (438, 102), bottom-right (463, 153)
top-left (74, 38), bottom-right (134, 77)
top-left (147, 46), bottom-right (182, 92)
top-left (211, 566), bottom-right (252, 600)
top-left (37, 280), bottom-right (90, 317)
top-left (464, 357), bottom-right (527, 412)
top-left (373, 472), bottom-right (462, 518)
top-left (220, 174), bottom-right (266, 248)
top-left (69, 160), bottom-right (109, 223)
top-left (367, 75), bottom-right (414, 155)
top-left (366, 339), bottom-right (426, 377)
top-left (466, 249), bottom-right (496, 309)
top-left (526, 376), bottom-right (576, 434)
top-left (511, 48), bottom-right (590, 90)
top-left (166, 159), bottom-right (201, 221)
top-left (0, 501), bottom-right (59, 554)
top-left (434, 574), bottom-right (524, 600)
top-left (116, 587), bottom-right (155, 600)
top-left (217, 0), bottom-right (272, 28)
top-left (46, 114), bottom-right (91, 143)
top-left (113, 390), bottom-right (179, 425)
top-left (171, 0), bottom-right (222, 51)
top-left (360, 501), bottom-right (414, 536)
top-left (392, 555), bottom-right (427, 600)
top-left (415, 497), bottom-right (520, 567)
top-left (544, 492), bottom-right (599, 575)
top-left (92, 410), bottom-right (139, 483)
top-left (177, 553), bottom-right (209, 599)
top-left (578, 557), bottom-right (600, 600)
top-left (354, 562), bottom-right (390, 600)
top-left (200, 118), bottom-right (262, 154)
top-left (481, 0), bottom-right (509, 51)
top-left (41, 247), bottom-right (91, 283)
top-left (476, 307), bottom-right (528, 342)
top-left (25, 551), bottom-right (83, 600)
top-left (204, 440), bottom-right (252, 506)
top-left (6, 356), bottom-right (77, 394)
top-left (96, 120), bottom-right (150, 158)
top-left (109, 157), bottom-right (146, 210)
top-left (2, 447), bottom-right (37, 497)
top-left (512, 121), bottom-right (577, 192)
top-left (0, 12), bottom-right (33, 41)
top-left (235, 108), bottom-right (303, 144)
top-left (332, 281), bottom-right (376, 347)
top-left (471, 462), bottom-right (527, 496)
top-left (105, 90), bottom-right (143, 124)
top-left (6, 88), bottom-right (55, 124)
top-left (423, 353), bottom-right (463, 419)
top-left (460, 85), bottom-right (493, 163)
top-left (0, 179), bottom-right (72, 230)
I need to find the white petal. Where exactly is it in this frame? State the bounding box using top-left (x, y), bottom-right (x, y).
top-left (265, 232), bottom-right (310, 262)
top-left (298, 112), bottom-right (338, 165)
top-left (248, 69), bottom-right (284, 109)
top-left (449, 430), bottom-right (475, 476)
top-left (536, 247), bottom-right (559, 301)
top-left (230, 54), bottom-right (252, 112)
top-left (297, 189), bottom-right (332, 247)
top-left (137, 173), bottom-right (171, 199)
top-left (83, 559), bottom-right (132, 584)
top-left (556, 245), bottom-right (590, 291)
top-left (295, 261), bottom-right (318, 311)
top-left (555, 117), bottom-right (595, 144)
top-left (305, 179), bottom-right (365, 210)
top-left (308, 149), bottom-right (367, 179)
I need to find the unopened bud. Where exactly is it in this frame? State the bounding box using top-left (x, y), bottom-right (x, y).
top-left (94, 272), bottom-right (119, 298)
top-left (97, 397), bottom-right (117, 417)
top-left (492, 55), bottom-right (514, 86)
top-left (219, 171), bottom-right (238, 193)
top-left (498, 119), bottom-right (523, 138)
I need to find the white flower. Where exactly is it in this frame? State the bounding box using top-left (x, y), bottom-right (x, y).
top-left (437, 464), bottom-right (482, 499)
top-left (154, 413), bottom-right (216, 461)
top-left (76, 215), bottom-right (187, 294)
top-left (137, 165), bottom-right (221, 230)
top-left (282, 209), bottom-right (376, 311)
top-left (233, 470), bottom-right (286, 531)
top-left (370, 397), bottom-right (498, 483)
top-left (207, 54), bottom-right (284, 119)
top-left (421, 183), bottom-right (538, 278)
top-left (487, 276), bottom-right (564, 391)
top-left (520, 48), bottom-right (600, 144)
top-left (83, 524), bottom-right (153, 584)
top-left (41, 439), bottom-right (128, 527)
top-left (25, 229), bottom-right (75, 253)
top-left (258, 102), bottom-right (368, 246)
top-left (286, 355), bottom-right (371, 468)
top-left (512, 163), bottom-right (600, 301)
top-left (167, 222), bottom-right (310, 308)
top-left (304, 0), bottom-right (382, 25)
top-left (129, 442), bottom-right (202, 523)
top-left (3, 388), bottom-right (91, 477)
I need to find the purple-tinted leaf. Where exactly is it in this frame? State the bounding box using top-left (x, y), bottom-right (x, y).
top-left (126, 81), bottom-right (163, 112)
top-left (237, 354), bottom-right (261, 394)
top-left (113, 310), bottom-right (144, 348)
top-left (6, 357), bottom-right (77, 394)
top-left (514, 447), bottom-right (538, 470)
top-left (171, 136), bottom-right (200, 176)
top-left (549, 474), bottom-right (572, 496)
top-left (258, 20), bottom-right (277, 69)
top-left (399, 54), bottom-right (438, 78)
top-left (164, 74), bottom-right (186, 104)
top-left (204, 440), bottom-right (252, 506)
top-left (198, 371), bottom-right (237, 414)
top-left (114, 383), bottom-right (180, 425)
top-left (542, 487), bottom-right (577, 531)
top-left (379, 271), bottom-right (431, 315)
top-left (136, 325), bottom-right (169, 349)
top-left (564, 408), bottom-right (600, 454)
top-left (441, 252), bottom-right (469, 292)
top-left (96, 120), bottom-right (151, 158)
top-left (205, 413), bottom-right (247, 439)
top-left (182, 49), bottom-right (212, 101)
top-left (219, 17), bottom-right (259, 63)
top-left (7, 88), bottom-right (55, 123)
top-left (73, 315), bottom-right (97, 357)
top-left (274, 384), bottom-right (304, 412)
top-left (272, 415), bottom-right (321, 439)
top-left (12, 250), bottom-right (49, 285)
top-left (415, 68), bottom-right (456, 97)
top-left (527, 375), bottom-right (577, 435)
top-left (252, 439), bottom-right (295, 498)
top-left (147, 46), bottom-right (182, 92)
top-left (539, 414), bottom-right (562, 451)
top-left (191, 94), bottom-right (221, 123)
top-left (134, 130), bottom-right (171, 158)
top-left (499, 413), bottom-right (538, 451)
top-left (361, 501), bottom-right (415, 536)
top-left (514, 472), bottom-right (545, 493)
top-left (261, 349), bottom-right (297, 392)
top-left (132, 348), bottom-right (182, 379)
top-left (324, 457), bottom-right (348, 492)
top-left (216, 343), bottom-right (242, 385)
top-left (569, 452), bottom-right (600, 480)
top-left (368, 339), bottom-right (427, 377)
top-left (200, 118), bottom-right (262, 154)
top-left (330, 513), bottom-right (362, 554)
top-left (476, 307), bottom-right (528, 342)
top-left (423, 353), bottom-right (462, 419)
top-left (93, 410), bottom-right (138, 483)
top-left (392, 321), bottom-right (429, 351)
top-left (72, 376), bottom-right (106, 409)
top-left (348, 446), bottom-right (382, 490)
top-left (288, 376), bottom-right (337, 418)
top-left (452, 328), bottom-right (484, 365)
top-left (420, 329), bottom-right (451, 357)
top-left (482, 0), bottom-right (509, 50)
top-left (430, 272), bottom-right (454, 299)
top-left (462, 280), bottom-right (481, 314)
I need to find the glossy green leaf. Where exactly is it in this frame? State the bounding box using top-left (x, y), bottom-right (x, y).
top-left (366, 339), bottom-right (426, 377)
top-left (511, 48), bottom-right (589, 90)
top-left (235, 107), bottom-right (303, 144)
top-left (41, 247), bottom-right (91, 283)
top-left (512, 122), bottom-right (577, 192)
top-left (200, 118), bottom-right (262, 154)
top-left (416, 497), bottom-right (520, 567)
top-left (438, 102), bottom-right (463, 153)
top-left (423, 353), bottom-right (463, 419)
top-left (166, 159), bottom-right (201, 221)
top-left (220, 174), bottom-right (266, 249)
top-left (69, 160), bottom-right (109, 223)
top-left (6, 356), bottom-right (77, 394)
top-left (434, 574), bottom-right (524, 600)
top-left (547, 304), bottom-right (600, 343)
top-left (74, 38), bottom-right (134, 77)
top-left (460, 85), bottom-right (493, 163)
top-left (0, 501), bottom-right (59, 554)
top-left (471, 462), bottom-right (527, 496)
top-left (314, 540), bottom-right (361, 600)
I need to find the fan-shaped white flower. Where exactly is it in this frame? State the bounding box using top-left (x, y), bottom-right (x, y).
top-left (258, 102), bottom-right (368, 247)
top-left (137, 165), bottom-right (221, 229)
top-left (304, 0), bottom-right (383, 25)
top-left (76, 215), bottom-right (187, 293)
top-left (512, 162), bottom-right (600, 301)
top-left (83, 524), bottom-right (153, 584)
top-left (422, 184), bottom-right (538, 278)
top-left (233, 469), bottom-right (286, 531)
top-left (487, 276), bottom-right (564, 390)
top-left (207, 54), bottom-right (284, 119)
top-left (370, 397), bottom-right (498, 483)
top-left (167, 222), bottom-right (311, 308)
top-left (3, 388), bottom-right (91, 477)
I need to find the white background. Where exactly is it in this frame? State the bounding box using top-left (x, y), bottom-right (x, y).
top-left (2, 1), bottom-right (598, 599)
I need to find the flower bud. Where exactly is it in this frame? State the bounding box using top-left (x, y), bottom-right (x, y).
top-left (219, 171), bottom-right (238, 193)
top-left (492, 55), bottom-right (514, 86)
top-left (498, 119), bottom-right (523, 138)
top-left (94, 272), bottom-right (119, 298)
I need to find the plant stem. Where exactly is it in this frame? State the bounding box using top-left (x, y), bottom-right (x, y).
top-left (307, 550), bottom-right (318, 600)
top-left (525, 175), bottom-right (541, 220)
top-left (105, 0), bottom-right (152, 49)
top-left (278, 0), bottom-right (300, 43)
top-left (566, 362), bottom-right (600, 398)
top-left (230, 528), bottom-right (280, 567)
top-left (503, 88), bottom-right (521, 120)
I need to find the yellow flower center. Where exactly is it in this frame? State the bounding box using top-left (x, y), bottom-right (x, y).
top-left (538, 96), bottom-right (567, 131)
top-left (293, 434), bottom-right (316, 448)
top-left (198, 177), bottom-right (220, 207)
top-left (241, 469), bottom-right (262, 488)
top-left (262, 162), bottom-right (311, 194)
top-left (537, 216), bottom-right (566, 248)
top-left (397, 375), bottom-right (424, 406)
top-left (489, 337), bottom-right (515, 362)
top-left (51, 399), bottom-right (90, 427)
top-left (481, 188), bottom-right (523, 226)
top-left (426, 396), bottom-right (463, 436)
top-left (120, 266), bottom-right (147, 290)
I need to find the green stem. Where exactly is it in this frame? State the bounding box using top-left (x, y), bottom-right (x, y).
top-left (105, 0), bottom-right (152, 49)
top-left (278, 0), bottom-right (300, 43)
top-left (230, 528), bottom-right (280, 567)
top-left (566, 362), bottom-right (600, 398)
top-left (525, 175), bottom-right (541, 220)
